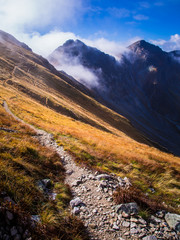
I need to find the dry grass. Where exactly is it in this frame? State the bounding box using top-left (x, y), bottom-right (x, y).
top-left (0, 103), bottom-right (88, 240)
top-left (0, 85), bottom-right (179, 213)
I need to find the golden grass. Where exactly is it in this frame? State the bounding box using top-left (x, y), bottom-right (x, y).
top-left (0, 102), bottom-right (87, 239)
top-left (0, 84), bottom-right (179, 213)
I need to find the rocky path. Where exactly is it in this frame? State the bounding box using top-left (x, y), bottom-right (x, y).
top-left (3, 101), bottom-right (180, 240)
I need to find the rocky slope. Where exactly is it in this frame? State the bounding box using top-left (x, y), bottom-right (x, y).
top-left (49, 40), bottom-right (180, 156)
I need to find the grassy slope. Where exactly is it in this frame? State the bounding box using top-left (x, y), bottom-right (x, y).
top-left (0, 42), bottom-right (152, 146)
top-left (0, 100), bottom-right (87, 240)
top-left (0, 85), bottom-right (179, 214)
top-left (0, 39), bottom-right (179, 215)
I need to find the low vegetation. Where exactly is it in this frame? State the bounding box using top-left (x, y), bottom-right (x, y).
top-left (0, 102), bottom-right (88, 239)
top-left (0, 84), bottom-right (179, 215)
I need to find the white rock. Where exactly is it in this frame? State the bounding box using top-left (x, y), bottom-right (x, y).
top-left (130, 228), bottom-right (139, 234)
top-left (70, 197), bottom-right (84, 208)
top-left (142, 236), bottom-right (157, 240)
top-left (112, 223), bottom-right (120, 230)
top-left (165, 213), bottom-right (180, 231)
top-left (73, 207), bottom-right (80, 215)
top-left (122, 221), bottom-right (130, 227)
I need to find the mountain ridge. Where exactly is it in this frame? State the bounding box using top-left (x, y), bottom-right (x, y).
top-left (49, 38), bottom-right (180, 156)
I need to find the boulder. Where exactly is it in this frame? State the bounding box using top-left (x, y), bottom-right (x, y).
top-left (70, 197), bottom-right (84, 208)
top-left (116, 202), bottom-right (139, 216)
top-left (96, 174), bottom-right (113, 181)
top-left (165, 213), bottom-right (180, 231)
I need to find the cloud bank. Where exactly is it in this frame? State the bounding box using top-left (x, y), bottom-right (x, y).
top-left (0, 0), bottom-right (83, 33)
top-left (151, 34), bottom-right (180, 52)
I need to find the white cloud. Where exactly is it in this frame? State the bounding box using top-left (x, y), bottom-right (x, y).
top-left (13, 29), bottom-right (137, 59)
top-left (133, 14), bottom-right (149, 20)
top-left (81, 38), bottom-right (128, 59)
top-left (18, 30), bottom-right (78, 57)
top-left (0, 0), bottom-right (83, 34)
top-left (108, 8), bottom-right (130, 18)
top-left (50, 51), bottom-right (100, 88)
top-left (139, 2), bottom-right (151, 9)
top-left (150, 34), bottom-right (180, 51)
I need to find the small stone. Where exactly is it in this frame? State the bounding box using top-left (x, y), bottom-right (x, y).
top-left (130, 222), bottom-right (137, 228)
top-left (156, 210), bottom-right (166, 218)
top-left (112, 224), bottom-right (119, 230)
top-left (72, 180), bottom-right (82, 186)
top-left (66, 169), bottom-right (73, 175)
top-left (130, 228), bottom-right (139, 234)
top-left (14, 234), bottom-right (21, 240)
top-left (89, 224), bottom-right (97, 229)
top-left (6, 211), bottom-right (13, 221)
top-left (150, 215), bottom-right (161, 224)
top-left (89, 174), bottom-right (96, 180)
top-left (139, 218), bottom-right (147, 225)
top-left (116, 203), bottom-right (139, 216)
top-left (122, 221), bottom-right (130, 227)
top-left (31, 215), bottom-right (41, 222)
top-left (107, 197), bottom-right (113, 202)
top-left (139, 232), bottom-right (146, 238)
top-left (93, 209), bottom-right (98, 214)
top-left (122, 212), bottom-right (129, 218)
top-left (41, 179), bottom-right (52, 188)
top-left (4, 196), bottom-right (15, 204)
top-left (142, 235), bottom-right (157, 240)
top-left (48, 192), bottom-right (57, 201)
top-left (96, 174), bottom-right (113, 181)
top-left (23, 229), bottom-right (30, 239)
top-left (17, 226), bottom-right (23, 234)
top-left (11, 226), bottom-right (17, 236)
top-left (73, 207), bottom-right (80, 215)
top-left (70, 197), bottom-right (84, 208)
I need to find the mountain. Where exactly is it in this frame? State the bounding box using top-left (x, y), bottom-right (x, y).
top-left (1, 30), bottom-right (180, 238)
top-left (0, 30), bottom-right (151, 145)
top-left (49, 39), bottom-right (180, 156)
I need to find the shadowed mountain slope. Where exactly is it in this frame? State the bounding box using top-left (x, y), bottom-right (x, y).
top-left (49, 39), bottom-right (180, 156)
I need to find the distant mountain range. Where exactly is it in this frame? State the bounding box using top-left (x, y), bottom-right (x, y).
top-left (49, 39), bottom-right (180, 156)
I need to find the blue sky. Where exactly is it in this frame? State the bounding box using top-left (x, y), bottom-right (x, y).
top-left (0, 0), bottom-right (180, 57)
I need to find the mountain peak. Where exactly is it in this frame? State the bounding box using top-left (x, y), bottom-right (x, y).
top-left (128, 39), bottom-right (163, 55)
top-left (63, 39), bottom-right (85, 48)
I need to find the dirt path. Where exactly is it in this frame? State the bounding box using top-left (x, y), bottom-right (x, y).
top-left (3, 101), bottom-right (179, 240)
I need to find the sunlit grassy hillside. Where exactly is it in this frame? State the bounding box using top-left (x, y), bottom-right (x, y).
top-left (0, 100), bottom-right (87, 240)
top-left (0, 32), bottom-right (179, 218)
top-left (1, 85), bottom-right (179, 214)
